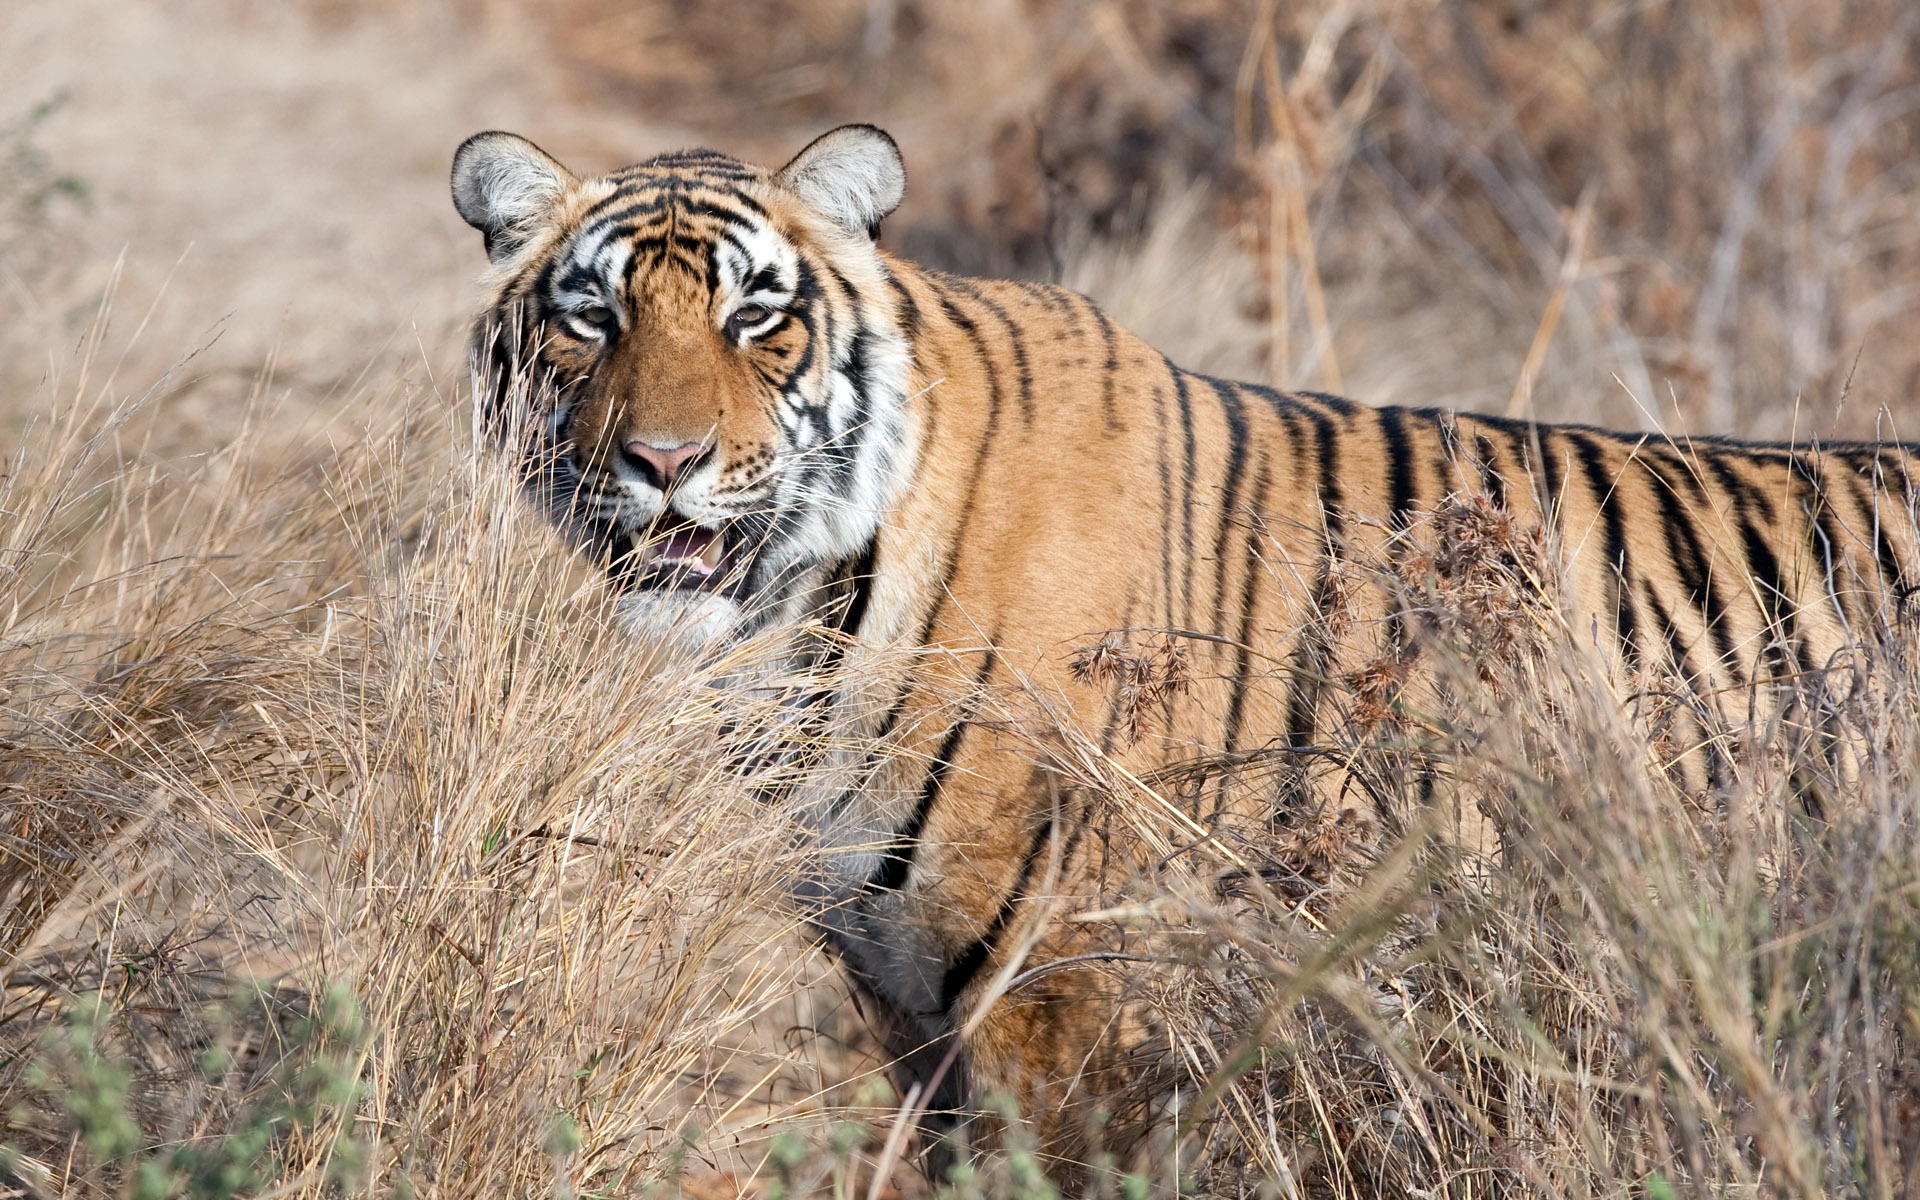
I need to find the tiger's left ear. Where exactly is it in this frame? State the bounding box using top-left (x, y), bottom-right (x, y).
top-left (775, 125), bottom-right (905, 240)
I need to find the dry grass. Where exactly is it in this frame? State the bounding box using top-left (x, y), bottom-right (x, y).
top-left (0, 336), bottom-right (857, 1194)
top-left (1071, 493), bottom-right (1920, 1196)
top-left (3, 1), bottom-right (1919, 1197)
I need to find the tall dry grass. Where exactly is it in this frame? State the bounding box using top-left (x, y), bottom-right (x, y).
top-left (1060, 494), bottom-right (1920, 1196)
top-left (0, 320), bottom-right (874, 1195)
top-left (3, 1), bottom-right (1920, 1197)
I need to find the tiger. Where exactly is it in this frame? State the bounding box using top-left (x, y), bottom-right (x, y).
top-left (450, 123), bottom-right (1920, 1176)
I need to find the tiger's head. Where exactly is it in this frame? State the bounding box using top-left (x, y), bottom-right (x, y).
top-left (452, 126), bottom-right (914, 642)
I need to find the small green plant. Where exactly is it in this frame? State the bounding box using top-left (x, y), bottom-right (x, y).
top-left (19, 991), bottom-right (140, 1165)
top-left (923, 1096), bottom-right (1061, 1200)
top-left (3, 984), bottom-right (370, 1199)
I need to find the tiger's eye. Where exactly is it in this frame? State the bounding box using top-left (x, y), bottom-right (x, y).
top-left (728, 304), bottom-right (774, 332)
top-left (578, 304), bottom-right (617, 330)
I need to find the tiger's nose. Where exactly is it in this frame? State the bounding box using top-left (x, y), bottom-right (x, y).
top-left (621, 440), bottom-right (711, 490)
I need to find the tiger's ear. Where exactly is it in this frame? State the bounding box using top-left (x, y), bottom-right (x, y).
top-left (775, 124), bottom-right (905, 240)
top-left (451, 131), bottom-right (577, 263)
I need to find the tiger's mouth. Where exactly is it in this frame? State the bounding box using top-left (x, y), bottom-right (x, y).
top-left (621, 514), bottom-right (742, 594)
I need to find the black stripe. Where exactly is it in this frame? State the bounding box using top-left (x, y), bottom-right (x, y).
top-left (945, 281), bottom-right (1034, 423)
top-left (1378, 406), bottom-right (1418, 529)
top-left (1295, 398), bottom-right (1346, 539)
top-left (1535, 425), bottom-right (1566, 521)
top-left (636, 148), bottom-right (759, 173)
top-left (1169, 363), bottom-right (1199, 625)
top-left (913, 283), bottom-right (1006, 648)
top-left (1864, 445), bottom-right (1911, 602)
top-left (1472, 415), bottom-right (1536, 512)
top-left (1052, 788), bottom-right (1099, 907)
top-left (1571, 431), bottom-right (1641, 659)
top-left (1280, 564), bottom-right (1334, 809)
top-left (1239, 382), bottom-right (1287, 417)
top-left (986, 295), bottom-right (1036, 426)
top-left (1791, 448), bottom-right (1861, 633)
top-left (885, 274), bottom-right (922, 342)
top-left (866, 649), bottom-right (999, 894)
top-left (620, 163), bottom-right (763, 192)
top-left (1217, 454), bottom-right (1272, 819)
top-left (1703, 453), bottom-right (1806, 677)
top-left (745, 263), bottom-right (782, 296)
top-left (554, 259), bottom-right (616, 297)
top-left (1638, 449), bottom-right (1739, 684)
top-left (1206, 378), bottom-right (1250, 638)
top-left (691, 190), bottom-right (772, 220)
top-left (1373, 406), bottom-right (1423, 651)
top-left (655, 232), bottom-right (705, 277)
top-left (771, 260), bottom-right (824, 389)
top-left (939, 801), bottom-right (1059, 1009)
top-left (715, 226), bottom-right (757, 273)
top-left (1640, 579), bottom-right (1727, 784)
top-left (1472, 433), bottom-right (1509, 509)
top-left (1295, 390), bottom-right (1359, 417)
top-left (1147, 377), bottom-right (1177, 634)
top-left (577, 194), bottom-right (677, 228)
top-left (1274, 400), bottom-right (1343, 802)
top-left (1642, 580), bottom-right (1692, 685)
top-left (791, 256), bottom-right (827, 307)
top-left (831, 539), bottom-right (878, 640)
top-left (1099, 594), bottom-right (1142, 754)
top-left (1159, 357), bottom-right (1190, 622)
top-left (1092, 301), bottom-right (1123, 432)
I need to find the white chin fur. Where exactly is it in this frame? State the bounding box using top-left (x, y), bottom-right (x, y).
top-left (614, 589), bottom-right (741, 656)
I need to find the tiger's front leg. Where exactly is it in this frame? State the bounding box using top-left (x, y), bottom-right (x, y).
top-left (896, 817), bottom-right (1173, 1177)
top-left (906, 913), bottom-right (1179, 1189)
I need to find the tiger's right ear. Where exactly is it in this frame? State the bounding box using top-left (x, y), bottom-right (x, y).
top-left (451, 131), bottom-right (577, 263)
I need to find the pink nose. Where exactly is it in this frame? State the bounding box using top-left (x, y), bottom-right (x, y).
top-left (621, 440), bottom-right (709, 488)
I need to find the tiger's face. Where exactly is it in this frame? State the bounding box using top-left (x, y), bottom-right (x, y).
top-left (453, 127), bottom-right (914, 641)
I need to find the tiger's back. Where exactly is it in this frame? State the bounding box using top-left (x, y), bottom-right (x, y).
top-left (451, 124), bottom-right (1920, 1173)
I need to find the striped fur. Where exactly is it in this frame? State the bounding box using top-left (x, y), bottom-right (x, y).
top-left (454, 126), bottom-right (1920, 1171)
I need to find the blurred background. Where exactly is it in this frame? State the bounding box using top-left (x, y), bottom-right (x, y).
top-left (5, 0), bottom-right (1919, 447)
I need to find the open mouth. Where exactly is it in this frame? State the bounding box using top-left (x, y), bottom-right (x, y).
top-left (624, 514), bottom-right (739, 593)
